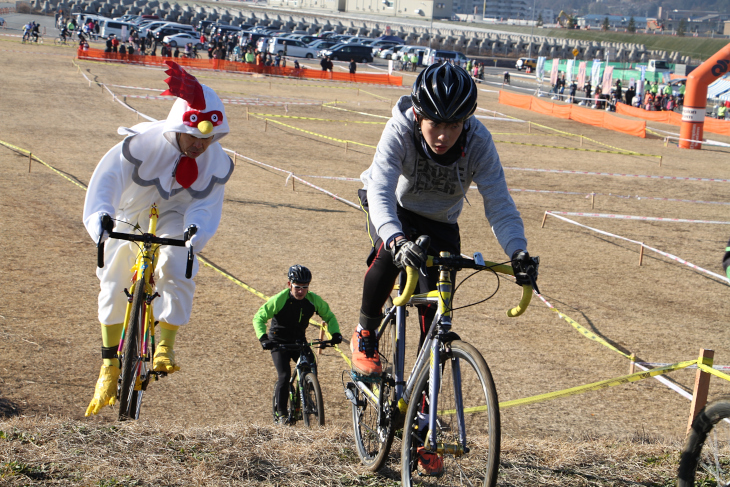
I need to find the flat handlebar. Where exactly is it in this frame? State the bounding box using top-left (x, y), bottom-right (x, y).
top-left (96, 215), bottom-right (198, 279)
top-left (391, 253), bottom-right (534, 318)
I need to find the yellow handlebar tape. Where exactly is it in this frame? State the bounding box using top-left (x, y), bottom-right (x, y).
top-left (392, 266), bottom-right (418, 306)
top-left (506, 285), bottom-right (533, 317)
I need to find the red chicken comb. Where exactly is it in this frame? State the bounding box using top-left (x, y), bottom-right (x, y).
top-left (161, 61), bottom-right (206, 110)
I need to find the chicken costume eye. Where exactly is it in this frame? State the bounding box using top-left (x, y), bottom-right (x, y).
top-left (182, 110), bottom-right (224, 129)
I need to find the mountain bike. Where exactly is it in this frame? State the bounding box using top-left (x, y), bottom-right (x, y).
top-left (678, 395), bottom-right (730, 486)
top-left (270, 339), bottom-right (335, 427)
top-left (96, 205), bottom-right (197, 421)
top-left (344, 236), bottom-right (538, 486)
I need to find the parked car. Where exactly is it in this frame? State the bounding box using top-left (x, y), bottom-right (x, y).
top-left (515, 57), bottom-right (537, 71)
top-left (214, 25), bottom-right (243, 37)
top-left (423, 48), bottom-right (468, 66)
top-left (153, 26), bottom-right (190, 43)
top-left (344, 36), bottom-right (372, 44)
top-left (308, 39), bottom-right (337, 51)
top-left (268, 38), bottom-right (318, 58)
top-left (286, 34), bottom-right (320, 44)
top-left (163, 32), bottom-right (204, 49)
top-left (100, 19), bottom-right (135, 39)
top-left (320, 43), bottom-right (373, 62)
top-left (378, 44), bottom-right (406, 59)
top-left (396, 45), bottom-right (426, 61)
top-left (318, 30), bottom-right (338, 39)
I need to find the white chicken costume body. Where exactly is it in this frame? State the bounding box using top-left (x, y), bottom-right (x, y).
top-left (83, 61), bottom-right (233, 326)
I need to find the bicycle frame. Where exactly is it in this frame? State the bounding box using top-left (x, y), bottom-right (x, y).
top-left (353, 250), bottom-right (533, 455)
top-left (117, 206), bottom-right (163, 394)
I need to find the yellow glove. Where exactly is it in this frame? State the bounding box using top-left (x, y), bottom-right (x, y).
top-left (153, 344), bottom-right (181, 373)
top-left (85, 364), bottom-right (120, 416)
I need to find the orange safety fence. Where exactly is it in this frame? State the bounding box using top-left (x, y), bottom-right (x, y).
top-left (498, 91), bottom-right (646, 138)
top-left (76, 47), bottom-right (403, 86)
top-left (615, 103), bottom-right (730, 137)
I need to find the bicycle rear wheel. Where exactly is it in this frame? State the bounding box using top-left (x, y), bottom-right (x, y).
top-left (117, 281), bottom-right (145, 421)
top-left (401, 340), bottom-right (500, 487)
top-left (352, 310), bottom-right (397, 471)
top-left (678, 396), bottom-right (730, 486)
top-left (301, 372), bottom-right (325, 426)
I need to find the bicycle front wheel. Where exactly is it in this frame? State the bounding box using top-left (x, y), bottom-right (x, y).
top-left (678, 396), bottom-right (730, 486)
top-left (301, 373), bottom-right (325, 427)
top-left (401, 340), bottom-right (500, 487)
top-left (117, 282), bottom-right (145, 421)
top-left (352, 312), bottom-right (397, 471)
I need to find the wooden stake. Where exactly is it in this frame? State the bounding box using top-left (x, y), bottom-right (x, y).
top-left (357, 88), bottom-right (360, 96)
top-left (659, 156), bottom-right (663, 167)
top-left (233, 152), bottom-right (237, 165)
top-left (123, 95), bottom-right (126, 104)
top-left (318, 324), bottom-right (326, 355)
top-left (591, 193), bottom-right (595, 209)
top-left (638, 243), bottom-right (644, 266)
top-left (101, 83), bottom-right (104, 93)
top-left (540, 211), bottom-right (548, 228)
top-left (687, 349), bottom-right (715, 435)
top-left (528, 121), bottom-right (531, 133)
top-left (264, 120), bottom-right (267, 132)
top-left (629, 353), bottom-right (636, 374)
top-left (664, 137), bottom-right (668, 147)
top-left (345, 141), bottom-right (349, 153)
top-left (89, 79), bottom-right (91, 87)
top-left (28, 152), bottom-right (32, 172)
top-left (246, 106), bottom-right (249, 120)
top-left (291, 177), bottom-right (295, 191)
top-left (580, 135), bottom-right (583, 147)
top-left (136, 111), bottom-right (139, 121)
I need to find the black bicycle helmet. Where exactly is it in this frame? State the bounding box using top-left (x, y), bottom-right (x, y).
top-left (287, 265), bottom-right (312, 283)
top-left (411, 62), bottom-right (478, 124)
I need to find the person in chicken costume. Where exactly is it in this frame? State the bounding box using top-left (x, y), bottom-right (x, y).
top-left (83, 61), bottom-right (233, 416)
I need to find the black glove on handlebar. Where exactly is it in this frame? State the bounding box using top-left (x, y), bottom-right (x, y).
top-left (330, 332), bottom-right (342, 345)
top-left (390, 239), bottom-right (427, 270)
top-left (259, 333), bottom-right (275, 350)
top-left (512, 250), bottom-right (540, 294)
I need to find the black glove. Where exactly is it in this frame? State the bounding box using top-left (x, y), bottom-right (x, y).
top-left (331, 333), bottom-right (343, 345)
top-left (259, 333), bottom-right (275, 350)
top-left (512, 250), bottom-right (540, 294)
top-left (389, 239), bottom-right (427, 270)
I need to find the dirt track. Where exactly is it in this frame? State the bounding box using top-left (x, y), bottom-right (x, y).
top-left (2, 38), bottom-right (730, 444)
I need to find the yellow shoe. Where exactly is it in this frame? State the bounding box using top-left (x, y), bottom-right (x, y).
top-left (153, 344), bottom-right (180, 373)
top-left (85, 364), bottom-right (120, 416)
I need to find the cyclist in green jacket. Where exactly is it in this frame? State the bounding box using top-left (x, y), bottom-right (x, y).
top-left (253, 265), bottom-right (342, 423)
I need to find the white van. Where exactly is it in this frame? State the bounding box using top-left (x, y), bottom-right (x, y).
top-left (100, 20), bottom-right (135, 39)
top-left (267, 37), bottom-right (318, 58)
top-left (424, 48), bottom-right (468, 66)
top-left (75, 13), bottom-right (112, 27)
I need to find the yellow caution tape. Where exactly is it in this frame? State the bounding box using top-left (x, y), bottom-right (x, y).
top-left (358, 88), bottom-right (390, 100)
top-left (495, 359), bottom-right (697, 409)
top-left (251, 114), bottom-right (377, 149)
top-left (493, 139), bottom-right (660, 158)
top-left (547, 305), bottom-right (632, 359)
top-left (697, 363), bottom-right (730, 382)
top-left (248, 113), bottom-right (385, 124)
top-left (323, 103), bottom-right (391, 119)
top-left (493, 111), bottom-right (650, 156)
top-left (0, 140), bottom-right (88, 190)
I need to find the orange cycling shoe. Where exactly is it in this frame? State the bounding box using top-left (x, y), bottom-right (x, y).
top-left (350, 328), bottom-right (382, 376)
top-left (417, 446), bottom-right (444, 477)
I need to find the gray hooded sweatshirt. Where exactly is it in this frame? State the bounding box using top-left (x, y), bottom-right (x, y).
top-left (360, 95), bottom-right (527, 258)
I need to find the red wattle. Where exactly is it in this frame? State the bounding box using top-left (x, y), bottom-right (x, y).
top-left (176, 156), bottom-right (198, 188)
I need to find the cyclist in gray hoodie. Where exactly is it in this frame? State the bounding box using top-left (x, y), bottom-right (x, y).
top-left (351, 62), bottom-right (538, 380)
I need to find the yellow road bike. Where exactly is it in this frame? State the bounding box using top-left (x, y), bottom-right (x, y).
top-left (97, 205), bottom-right (196, 421)
top-left (345, 236), bottom-right (538, 486)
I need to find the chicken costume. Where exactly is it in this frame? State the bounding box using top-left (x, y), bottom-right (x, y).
top-left (84, 62), bottom-right (232, 416)
top-left (83, 61), bottom-right (232, 326)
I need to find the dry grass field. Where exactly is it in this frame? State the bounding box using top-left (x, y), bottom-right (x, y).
top-left (2, 37), bottom-right (730, 485)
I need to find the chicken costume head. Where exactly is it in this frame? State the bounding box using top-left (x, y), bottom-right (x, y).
top-left (161, 61), bottom-right (229, 146)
